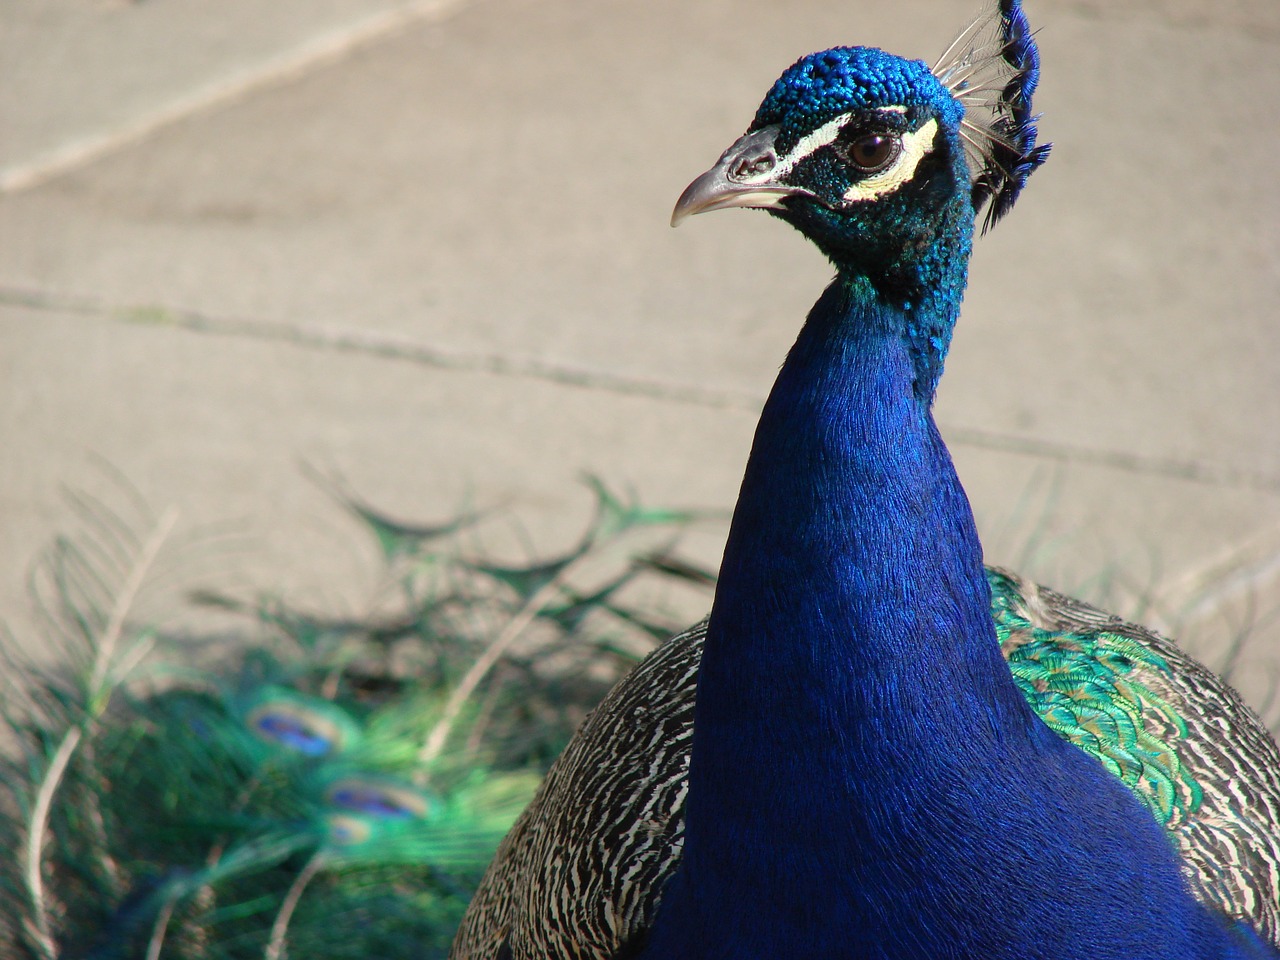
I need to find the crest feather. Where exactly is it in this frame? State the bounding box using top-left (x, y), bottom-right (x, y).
top-left (933, 0), bottom-right (1051, 232)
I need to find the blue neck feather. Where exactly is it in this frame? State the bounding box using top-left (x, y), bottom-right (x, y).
top-left (638, 272), bottom-right (1271, 959)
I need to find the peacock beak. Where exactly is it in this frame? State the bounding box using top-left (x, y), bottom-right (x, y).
top-left (671, 125), bottom-right (809, 227)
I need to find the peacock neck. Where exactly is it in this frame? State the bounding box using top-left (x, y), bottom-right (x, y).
top-left (694, 274), bottom-right (1032, 775)
top-left (648, 275), bottom-right (1042, 953)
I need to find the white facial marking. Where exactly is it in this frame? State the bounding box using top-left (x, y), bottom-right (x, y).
top-left (771, 112), bottom-right (852, 179)
top-left (842, 117), bottom-right (939, 203)
top-left (730, 106), bottom-right (912, 187)
top-left (723, 112), bottom-right (852, 189)
top-left (775, 106), bottom-right (910, 179)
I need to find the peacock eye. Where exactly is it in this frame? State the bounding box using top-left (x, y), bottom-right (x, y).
top-left (845, 134), bottom-right (901, 174)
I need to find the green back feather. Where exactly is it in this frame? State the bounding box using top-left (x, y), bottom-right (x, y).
top-left (989, 569), bottom-right (1204, 826)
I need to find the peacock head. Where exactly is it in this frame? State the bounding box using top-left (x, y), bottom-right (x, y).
top-left (673, 2), bottom-right (1050, 311)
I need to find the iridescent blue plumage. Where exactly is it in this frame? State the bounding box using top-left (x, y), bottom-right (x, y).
top-left (631, 38), bottom-right (1272, 955)
top-left (635, 283), bottom-right (1272, 957)
top-left (753, 48), bottom-right (964, 148)
top-left (451, 4), bottom-right (1280, 958)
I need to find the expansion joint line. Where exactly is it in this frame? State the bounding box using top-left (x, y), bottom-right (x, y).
top-left (3, 283), bottom-right (1278, 495)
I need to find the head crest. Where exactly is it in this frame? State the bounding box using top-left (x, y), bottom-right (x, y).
top-left (933, 0), bottom-right (1051, 232)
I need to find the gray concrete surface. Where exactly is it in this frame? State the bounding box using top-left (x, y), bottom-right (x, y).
top-left (3, 0), bottom-right (1279, 715)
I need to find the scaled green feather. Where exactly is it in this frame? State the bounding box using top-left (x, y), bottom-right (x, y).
top-left (989, 569), bottom-right (1204, 825)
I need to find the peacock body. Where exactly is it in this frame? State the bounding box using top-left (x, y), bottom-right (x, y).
top-left (451, 3), bottom-right (1280, 958)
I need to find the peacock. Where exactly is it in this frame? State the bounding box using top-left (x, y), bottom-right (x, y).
top-left (451, 2), bottom-right (1280, 958)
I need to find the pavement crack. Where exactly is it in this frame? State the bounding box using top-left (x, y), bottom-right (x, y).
top-left (5, 283), bottom-right (1280, 495)
top-left (0, 284), bottom-right (765, 411)
top-left (941, 427), bottom-right (1280, 495)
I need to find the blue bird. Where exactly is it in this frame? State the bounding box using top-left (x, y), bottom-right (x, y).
top-left (452, 3), bottom-right (1280, 958)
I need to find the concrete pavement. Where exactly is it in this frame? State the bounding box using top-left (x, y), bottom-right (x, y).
top-left (3, 0), bottom-right (1279, 716)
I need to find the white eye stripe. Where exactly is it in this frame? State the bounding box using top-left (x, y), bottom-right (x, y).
top-left (734, 107), bottom-right (916, 186)
top-left (775, 105), bottom-right (910, 177)
top-left (770, 112), bottom-right (853, 179)
top-left (841, 117), bottom-right (939, 203)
